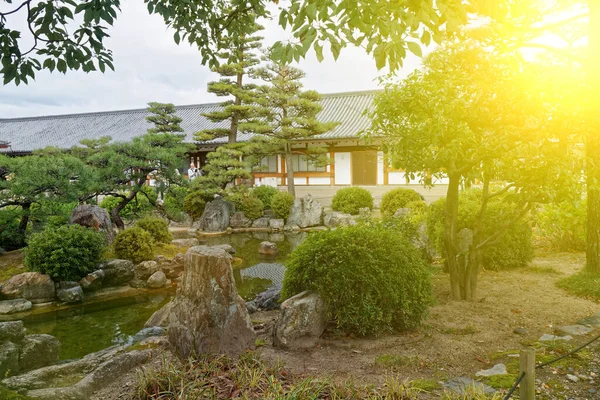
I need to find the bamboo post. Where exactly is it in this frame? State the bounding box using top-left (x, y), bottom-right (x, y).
top-left (520, 347), bottom-right (536, 400)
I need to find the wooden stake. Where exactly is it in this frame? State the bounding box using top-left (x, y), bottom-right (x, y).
top-left (520, 347), bottom-right (536, 400)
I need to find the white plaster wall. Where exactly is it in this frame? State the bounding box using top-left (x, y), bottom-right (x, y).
top-left (308, 177), bottom-right (331, 185)
top-left (277, 155), bottom-right (282, 173)
top-left (334, 152), bottom-right (351, 185)
top-left (377, 151), bottom-right (384, 185)
top-left (388, 172), bottom-right (407, 185)
top-left (293, 177), bottom-right (307, 185)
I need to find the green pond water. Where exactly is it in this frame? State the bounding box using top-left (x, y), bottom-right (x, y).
top-left (24, 232), bottom-right (305, 360)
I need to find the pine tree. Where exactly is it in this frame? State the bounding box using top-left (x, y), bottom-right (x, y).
top-left (245, 62), bottom-right (339, 197)
top-left (146, 102), bottom-right (184, 135)
top-left (195, 17), bottom-right (264, 144)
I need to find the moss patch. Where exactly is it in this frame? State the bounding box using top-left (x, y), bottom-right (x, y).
top-left (0, 385), bottom-right (36, 400)
top-left (557, 271), bottom-right (600, 301)
top-left (411, 378), bottom-right (440, 392)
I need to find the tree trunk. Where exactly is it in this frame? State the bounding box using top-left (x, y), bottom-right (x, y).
top-left (586, 1), bottom-right (600, 273)
top-left (229, 72), bottom-right (243, 144)
top-left (285, 150), bottom-right (296, 198)
top-left (444, 174), bottom-right (461, 300)
top-left (18, 202), bottom-right (31, 235)
top-left (111, 201), bottom-right (126, 230)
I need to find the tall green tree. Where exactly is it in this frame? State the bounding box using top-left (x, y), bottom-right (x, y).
top-left (368, 41), bottom-right (576, 301)
top-left (245, 62), bottom-right (338, 197)
top-left (73, 102), bottom-right (191, 229)
top-left (195, 18), bottom-right (264, 144)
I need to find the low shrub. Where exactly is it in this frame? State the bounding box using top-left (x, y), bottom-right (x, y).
top-left (163, 185), bottom-right (188, 222)
top-left (380, 188), bottom-right (424, 218)
top-left (271, 192), bottom-right (295, 220)
top-left (427, 190), bottom-right (534, 271)
top-left (536, 199), bottom-right (586, 251)
top-left (331, 187), bottom-right (374, 215)
top-left (113, 227), bottom-right (154, 264)
top-left (282, 224), bottom-right (431, 336)
top-left (25, 225), bottom-right (106, 281)
top-left (183, 191), bottom-right (207, 221)
top-left (135, 217), bottom-right (172, 244)
top-left (238, 196), bottom-right (264, 220)
top-left (252, 186), bottom-right (279, 211)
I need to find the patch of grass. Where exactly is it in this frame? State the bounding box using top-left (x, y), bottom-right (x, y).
top-left (254, 338), bottom-right (267, 347)
top-left (374, 354), bottom-right (418, 369)
top-left (485, 374), bottom-right (518, 389)
top-left (410, 378), bottom-right (440, 392)
top-left (0, 385), bottom-right (36, 400)
top-left (441, 324), bottom-right (479, 335)
top-left (527, 266), bottom-right (562, 275)
top-left (557, 271), bottom-right (600, 301)
top-left (441, 384), bottom-right (502, 400)
top-left (135, 352), bottom-right (421, 399)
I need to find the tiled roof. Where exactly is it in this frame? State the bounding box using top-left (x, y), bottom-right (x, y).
top-left (0, 90), bottom-right (378, 153)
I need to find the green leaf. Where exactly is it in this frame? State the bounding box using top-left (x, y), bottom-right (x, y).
top-left (373, 44), bottom-right (386, 70)
top-left (314, 42), bottom-right (324, 62)
top-left (407, 42), bottom-right (422, 57)
top-left (174, 31), bottom-right (180, 44)
top-left (57, 59), bottom-right (67, 73)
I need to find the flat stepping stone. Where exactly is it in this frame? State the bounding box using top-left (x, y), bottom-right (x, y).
top-left (578, 314), bottom-right (600, 328)
top-left (0, 299), bottom-right (32, 314)
top-left (557, 325), bottom-right (593, 336)
top-left (443, 377), bottom-right (496, 395)
top-left (476, 363), bottom-right (507, 377)
top-left (539, 334), bottom-right (573, 342)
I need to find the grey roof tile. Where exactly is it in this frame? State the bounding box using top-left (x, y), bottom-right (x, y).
top-left (0, 90), bottom-right (377, 153)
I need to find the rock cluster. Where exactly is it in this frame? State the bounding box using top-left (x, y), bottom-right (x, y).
top-left (286, 194), bottom-right (323, 229)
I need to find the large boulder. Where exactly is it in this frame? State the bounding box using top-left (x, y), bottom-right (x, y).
top-left (0, 299), bottom-right (32, 315)
top-left (99, 259), bottom-right (134, 287)
top-left (79, 270), bottom-right (105, 292)
top-left (134, 260), bottom-right (160, 280)
top-left (168, 246), bottom-right (255, 357)
top-left (230, 212), bottom-right (252, 228)
top-left (19, 334), bottom-right (60, 371)
top-left (195, 197), bottom-right (233, 232)
top-left (273, 291), bottom-right (327, 349)
top-left (0, 272), bottom-right (55, 304)
top-left (323, 211), bottom-right (356, 228)
top-left (144, 301), bottom-right (173, 328)
top-left (269, 219), bottom-right (284, 230)
top-left (258, 241), bottom-right (278, 258)
top-left (0, 321), bottom-right (26, 342)
top-left (69, 204), bottom-right (115, 244)
top-left (56, 285), bottom-right (83, 304)
top-left (252, 217), bottom-right (270, 228)
top-left (0, 341), bottom-right (19, 378)
top-left (286, 194), bottom-right (323, 228)
top-left (147, 271), bottom-right (167, 289)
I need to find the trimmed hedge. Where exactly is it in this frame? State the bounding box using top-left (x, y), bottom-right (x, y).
top-left (113, 227), bottom-right (154, 264)
top-left (282, 224), bottom-right (431, 335)
top-left (331, 187), bottom-right (374, 215)
top-left (25, 224), bottom-right (106, 281)
top-left (380, 188), bottom-right (424, 218)
top-left (271, 192), bottom-right (295, 220)
top-left (135, 217), bottom-right (172, 244)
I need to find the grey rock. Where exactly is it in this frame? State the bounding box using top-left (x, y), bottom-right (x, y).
top-left (252, 284), bottom-right (281, 311)
top-left (252, 217), bottom-right (270, 228)
top-left (567, 374), bottom-right (579, 382)
top-left (286, 194), bottom-right (323, 228)
top-left (230, 212), bottom-right (252, 228)
top-left (273, 291), bottom-right (327, 349)
top-left (443, 377), bottom-right (496, 395)
top-left (258, 241), bottom-right (278, 257)
top-left (129, 278), bottom-right (147, 289)
top-left (79, 270), bottom-right (105, 292)
top-left (246, 301), bottom-right (258, 314)
top-left (0, 247), bottom-right (5, 255)
top-left (168, 246), bottom-right (255, 357)
top-left (19, 334), bottom-right (60, 371)
top-left (513, 327), bottom-right (529, 335)
top-left (578, 313), bottom-right (600, 327)
top-left (0, 321), bottom-right (26, 342)
top-left (269, 219), bottom-right (285, 230)
top-left (0, 272), bottom-right (55, 304)
top-left (144, 301), bottom-right (173, 328)
top-left (196, 197), bottom-right (233, 232)
top-left (57, 285), bottom-right (83, 303)
top-left (171, 238), bottom-right (200, 248)
top-left (539, 333), bottom-right (573, 342)
top-left (212, 244), bottom-right (236, 255)
top-left (557, 325), bottom-right (594, 336)
top-left (133, 326), bottom-right (166, 343)
top-left (0, 341), bottom-right (19, 378)
top-left (0, 299), bottom-right (32, 314)
top-left (134, 260), bottom-right (160, 280)
top-left (476, 363), bottom-right (507, 377)
top-left (99, 259), bottom-right (134, 287)
top-left (172, 253), bottom-right (185, 265)
top-left (147, 271), bottom-right (167, 289)
top-left (283, 224), bottom-right (301, 232)
top-left (69, 204), bottom-right (115, 244)
top-left (323, 211), bottom-right (355, 228)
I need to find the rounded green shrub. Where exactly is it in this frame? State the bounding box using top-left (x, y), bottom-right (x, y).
top-left (135, 217), bottom-right (172, 244)
top-left (380, 188), bottom-right (424, 218)
top-left (536, 199), bottom-right (586, 251)
top-left (427, 190), bottom-right (534, 271)
top-left (113, 227), bottom-right (154, 264)
top-left (271, 192), bottom-right (295, 220)
top-left (183, 191), bottom-right (207, 221)
top-left (282, 224), bottom-right (432, 336)
top-left (25, 224), bottom-right (106, 281)
top-left (238, 196), bottom-right (264, 220)
top-left (252, 186), bottom-right (279, 211)
top-left (331, 187), bottom-right (374, 215)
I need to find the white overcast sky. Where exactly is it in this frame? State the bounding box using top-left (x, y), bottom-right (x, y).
top-left (0, 1), bottom-right (425, 118)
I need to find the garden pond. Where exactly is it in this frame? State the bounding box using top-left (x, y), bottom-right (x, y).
top-left (23, 232), bottom-right (306, 360)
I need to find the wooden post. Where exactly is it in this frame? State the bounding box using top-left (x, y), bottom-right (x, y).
top-left (520, 347), bottom-right (536, 400)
